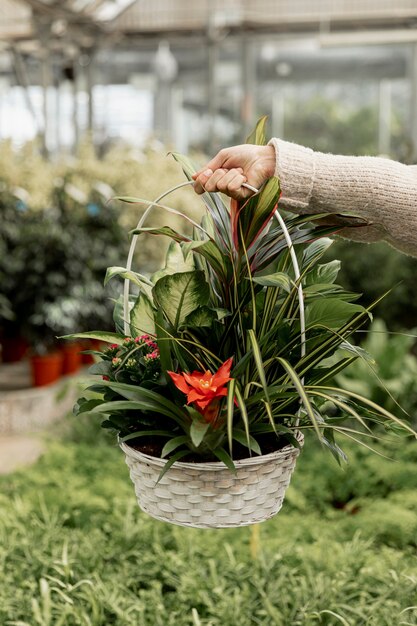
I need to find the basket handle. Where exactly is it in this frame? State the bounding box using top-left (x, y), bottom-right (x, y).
top-left (123, 180), bottom-right (306, 406)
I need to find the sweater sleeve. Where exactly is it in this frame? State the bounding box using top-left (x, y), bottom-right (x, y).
top-left (268, 138), bottom-right (417, 258)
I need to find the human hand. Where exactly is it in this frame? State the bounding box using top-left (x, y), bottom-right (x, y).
top-left (192, 144), bottom-right (276, 200)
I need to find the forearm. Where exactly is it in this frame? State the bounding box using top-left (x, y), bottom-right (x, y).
top-left (269, 138), bottom-right (417, 257)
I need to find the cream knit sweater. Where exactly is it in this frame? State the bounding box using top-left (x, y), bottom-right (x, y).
top-left (269, 138), bottom-right (417, 258)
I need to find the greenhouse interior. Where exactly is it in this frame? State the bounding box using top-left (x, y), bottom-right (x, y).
top-left (1, 1), bottom-right (417, 624)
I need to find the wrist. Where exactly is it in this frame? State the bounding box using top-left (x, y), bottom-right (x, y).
top-left (258, 145), bottom-right (276, 178)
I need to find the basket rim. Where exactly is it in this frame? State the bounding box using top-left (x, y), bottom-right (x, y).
top-left (119, 430), bottom-right (304, 471)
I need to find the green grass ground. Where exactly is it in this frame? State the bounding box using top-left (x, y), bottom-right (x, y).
top-left (1, 417), bottom-right (417, 626)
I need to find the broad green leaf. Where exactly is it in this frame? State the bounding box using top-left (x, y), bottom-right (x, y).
top-left (161, 435), bottom-right (189, 458)
top-left (130, 293), bottom-right (156, 336)
top-left (305, 298), bottom-right (366, 330)
top-left (251, 272), bottom-right (293, 293)
top-left (155, 308), bottom-right (173, 374)
top-left (112, 294), bottom-right (136, 335)
top-left (190, 420), bottom-right (210, 447)
top-left (74, 398), bottom-right (104, 415)
top-left (232, 429), bottom-right (262, 456)
top-left (302, 238), bottom-right (333, 267)
top-left (105, 266), bottom-right (153, 300)
top-left (102, 381), bottom-right (187, 421)
top-left (184, 239), bottom-right (228, 280)
top-left (60, 331), bottom-right (125, 344)
top-left (181, 306), bottom-right (217, 329)
top-left (153, 270), bottom-right (210, 329)
top-left (151, 240), bottom-right (195, 283)
top-left (306, 260), bottom-right (341, 286)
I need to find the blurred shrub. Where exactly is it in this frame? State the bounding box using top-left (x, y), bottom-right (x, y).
top-left (336, 319), bottom-right (417, 425)
top-left (324, 239), bottom-right (417, 330)
top-left (284, 95), bottom-right (408, 159)
top-left (0, 139), bottom-right (205, 273)
top-left (0, 189), bottom-right (126, 351)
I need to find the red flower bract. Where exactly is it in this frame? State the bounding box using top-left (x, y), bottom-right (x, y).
top-left (168, 357), bottom-right (233, 422)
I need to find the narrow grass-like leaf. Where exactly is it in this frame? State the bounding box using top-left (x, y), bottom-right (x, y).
top-left (157, 450), bottom-right (191, 483)
top-left (212, 447), bottom-right (236, 473)
top-left (226, 378), bottom-right (236, 456)
top-left (276, 356), bottom-right (322, 441)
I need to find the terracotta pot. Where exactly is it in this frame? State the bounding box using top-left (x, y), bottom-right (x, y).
top-left (80, 339), bottom-right (99, 365)
top-left (1, 336), bottom-right (29, 363)
top-left (30, 352), bottom-right (63, 387)
top-left (61, 343), bottom-right (82, 374)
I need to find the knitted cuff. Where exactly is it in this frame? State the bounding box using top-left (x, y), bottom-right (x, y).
top-left (268, 138), bottom-right (316, 211)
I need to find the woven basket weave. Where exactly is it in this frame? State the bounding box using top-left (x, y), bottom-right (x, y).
top-left (120, 431), bottom-right (303, 529)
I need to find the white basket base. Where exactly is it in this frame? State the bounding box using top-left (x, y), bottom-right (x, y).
top-left (120, 432), bottom-right (303, 529)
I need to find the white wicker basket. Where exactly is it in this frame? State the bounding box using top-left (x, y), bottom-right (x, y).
top-left (120, 431), bottom-right (303, 528)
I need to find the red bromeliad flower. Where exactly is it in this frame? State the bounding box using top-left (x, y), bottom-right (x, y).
top-left (167, 357), bottom-right (233, 423)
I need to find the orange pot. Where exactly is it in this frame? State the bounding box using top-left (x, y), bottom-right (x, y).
top-left (30, 352), bottom-right (63, 387)
top-left (61, 343), bottom-right (82, 374)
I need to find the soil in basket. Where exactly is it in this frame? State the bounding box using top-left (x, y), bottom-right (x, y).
top-left (129, 433), bottom-right (293, 462)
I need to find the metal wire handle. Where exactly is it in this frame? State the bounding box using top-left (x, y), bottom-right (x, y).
top-left (123, 180), bottom-right (306, 427)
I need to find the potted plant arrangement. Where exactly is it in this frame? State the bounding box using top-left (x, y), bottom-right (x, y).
top-left (69, 119), bottom-right (415, 528)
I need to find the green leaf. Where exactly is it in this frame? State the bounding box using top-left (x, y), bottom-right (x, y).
top-left (60, 331), bottom-right (125, 344)
top-left (305, 299), bottom-right (367, 330)
top-left (153, 270), bottom-right (210, 329)
top-left (276, 356), bottom-right (322, 442)
top-left (121, 430), bottom-right (173, 442)
top-left (232, 429), bottom-right (262, 456)
top-left (244, 177), bottom-right (280, 246)
top-left (105, 267), bottom-right (154, 300)
top-left (302, 238), bottom-right (334, 268)
top-left (151, 240), bottom-right (195, 283)
top-left (155, 308), bottom-right (173, 374)
top-left (157, 450), bottom-right (192, 482)
top-left (131, 225), bottom-right (191, 243)
top-left (245, 115), bottom-right (268, 145)
top-left (251, 272), bottom-right (293, 293)
top-left (113, 294), bottom-right (136, 335)
top-left (73, 398), bottom-right (104, 415)
top-left (130, 293), bottom-right (156, 336)
top-left (101, 381), bottom-right (187, 422)
top-left (306, 260), bottom-right (341, 286)
top-left (226, 378), bottom-right (236, 455)
top-left (185, 239), bottom-right (228, 281)
top-left (190, 420), bottom-right (210, 448)
top-left (248, 330), bottom-right (270, 404)
top-left (161, 436), bottom-right (189, 458)
top-left (212, 447), bottom-right (236, 473)
top-left (181, 306), bottom-right (217, 329)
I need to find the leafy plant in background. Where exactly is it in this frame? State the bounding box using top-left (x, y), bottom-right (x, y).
top-left (0, 187), bottom-right (127, 353)
top-left (335, 318), bottom-right (417, 427)
top-left (71, 118), bottom-right (415, 472)
top-left (325, 239), bottom-right (417, 330)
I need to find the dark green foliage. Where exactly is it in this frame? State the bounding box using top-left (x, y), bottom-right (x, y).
top-left (0, 188), bottom-right (127, 351)
top-left (325, 236), bottom-right (417, 331)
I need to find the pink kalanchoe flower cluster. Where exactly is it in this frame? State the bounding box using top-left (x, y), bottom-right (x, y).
top-left (144, 348), bottom-right (160, 362)
top-left (112, 357), bottom-right (122, 367)
top-left (135, 334), bottom-right (158, 350)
